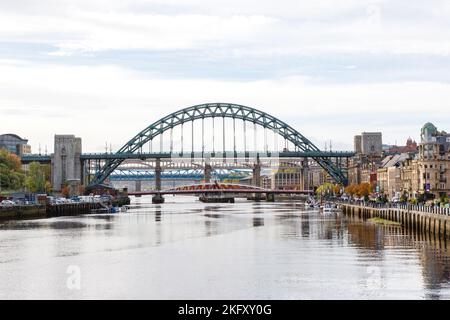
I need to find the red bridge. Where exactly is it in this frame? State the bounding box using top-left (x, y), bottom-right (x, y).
top-left (128, 182), bottom-right (313, 196)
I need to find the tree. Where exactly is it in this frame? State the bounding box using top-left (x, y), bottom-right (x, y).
top-left (0, 149), bottom-right (25, 192)
top-left (417, 193), bottom-right (426, 204)
top-left (24, 162), bottom-right (51, 193)
top-left (345, 184), bottom-right (357, 196)
top-left (357, 183), bottom-right (373, 198)
top-left (334, 184), bottom-right (343, 196)
top-left (316, 182), bottom-right (335, 197)
top-left (378, 193), bottom-right (388, 203)
top-left (62, 186), bottom-right (70, 198)
top-left (400, 191), bottom-right (409, 203)
top-left (25, 162), bottom-right (48, 193)
top-left (45, 181), bottom-right (52, 193)
top-left (439, 194), bottom-right (449, 205)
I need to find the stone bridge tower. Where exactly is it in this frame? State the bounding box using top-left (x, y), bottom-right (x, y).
top-left (51, 135), bottom-right (82, 193)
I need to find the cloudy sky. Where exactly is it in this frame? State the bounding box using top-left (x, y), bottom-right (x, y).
top-left (1, 0), bottom-right (450, 153)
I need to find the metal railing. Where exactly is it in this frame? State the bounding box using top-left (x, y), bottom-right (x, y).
top-left (340, 201), bottom-right (450, 216)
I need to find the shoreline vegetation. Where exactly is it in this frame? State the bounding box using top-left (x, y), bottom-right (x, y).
top-left (368, 217), bottom-right (402, 226)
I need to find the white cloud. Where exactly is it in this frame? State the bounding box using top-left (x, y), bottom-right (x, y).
top-left (1, 61), bottom-right (448, 152)
top-left (1, 0), bottom-right (450, 56)
top-left (1, 1), bottom-right (449, 153)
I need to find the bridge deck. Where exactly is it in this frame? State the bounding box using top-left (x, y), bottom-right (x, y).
top-left (128, 189), bottom-right (313, 196)
top-left (21, 150), bottom-right (354, 163)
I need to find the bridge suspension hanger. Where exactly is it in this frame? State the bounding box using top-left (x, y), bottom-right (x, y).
top-left (264, 126), bottom-right (268, 153)
top-left (202, 117), bottom-right (205, 157)
top-left (212, 116), bottom-right (215, 154)
top-left (274, 129), bottom-right (278, 153)
top-left (181, 122), bottom-right (184, 155)
top-left (170, 126), bottom-right (173, 153)
top-left (233, 117), bottom-right (236, 162)
top-left (191, 119), bottom-right (194, 159)
top-left (222, 116), bottom-right (226, 159)
top-left (253, 122), bottom-right (257, 153)
top-left (160, 123), bottom-right (164, 153)
top-left (243, 120), bottom-right (247, 158)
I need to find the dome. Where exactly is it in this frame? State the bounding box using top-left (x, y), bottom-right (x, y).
top-left (422, 122), bottom-right (437, 133)
top-left (421, 122), bottom-right (438, 142)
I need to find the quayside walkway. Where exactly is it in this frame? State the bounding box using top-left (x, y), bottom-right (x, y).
top-left (341, 203), bottom-right (450, 238)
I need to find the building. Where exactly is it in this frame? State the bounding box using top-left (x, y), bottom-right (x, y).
top-left (354, 132), bottom-right (383, 156)
top-left (416, 123), bottom-right (450, 199)
top-left (270, 160), bottom-right (308, 190)
top-left (349, 132), bottom-right (383, 186)
top-left (399, 156), bottom-right (420, 199)
top-left (375, 123), bottom-right (450, 201)
top-left (361, 132), bottom-right (383, 156)
top-left (376, 153), bottom-right (411, 199)
top-left (0, 134), bottom-right (31, 156)
top-left (354, 135), bottom-right (362, 154)
top-left (308, 162), bottom-right (326, 189)
top-left (388, 138), bottom-right (418, 154)
top-left (347, 153), bottom-right (382, 186)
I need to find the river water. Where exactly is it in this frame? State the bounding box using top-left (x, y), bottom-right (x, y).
top-left (1, 196), bottom-right (449, 300)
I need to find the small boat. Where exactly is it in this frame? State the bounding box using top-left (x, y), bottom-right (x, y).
top-left (305, 196), bottom-right (320, 209)
top-left (321, 202), bottom-right (339, 214)
top-left (110, 206), bottom-right (120, 213)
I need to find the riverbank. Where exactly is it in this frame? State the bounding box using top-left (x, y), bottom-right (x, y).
top-left (342, 203), bottom-right (450, 238)
top-left (0, 202), bottom-right (113, 221)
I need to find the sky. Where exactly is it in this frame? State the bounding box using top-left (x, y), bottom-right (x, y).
top-left (1, 0), bottom-right (450, 153)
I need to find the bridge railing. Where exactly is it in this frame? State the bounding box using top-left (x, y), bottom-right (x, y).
top-left (79, 150), bottom-right (355, 160)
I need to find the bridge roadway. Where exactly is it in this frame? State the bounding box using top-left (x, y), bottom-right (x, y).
top-left (21, 150), bottom-right (355, 164)
top-left (128, 189), bottom-right (313, 196)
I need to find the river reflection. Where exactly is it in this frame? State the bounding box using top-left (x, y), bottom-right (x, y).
top-left (0, 196), bottom-right (449, 299)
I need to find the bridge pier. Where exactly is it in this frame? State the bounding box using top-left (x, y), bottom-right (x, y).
top-left (135, 180), bottom-right (142, 192)
top-left (135, 180), bottom-right (142, 198)
top-left (152, 158), bottom-right (165, 204)
top-left (204, 161), bottom-right (212, 183)
top-left (252, 156), bottom-right (262, 201)
top-left (301, 158), bottom-right (309, 190)
top-left (51, 135), bottom-right (82, 192)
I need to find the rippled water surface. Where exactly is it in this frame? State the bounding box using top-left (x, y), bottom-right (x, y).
top-left (1, 196), bottom-right (450, 299)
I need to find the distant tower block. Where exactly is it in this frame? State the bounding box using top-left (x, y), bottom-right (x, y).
top-left (51, 135), bottom-right (82, 192)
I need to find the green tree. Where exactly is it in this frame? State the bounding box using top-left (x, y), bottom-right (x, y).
top-left (400, 191), bottom-right (409, 203)
top-left (378, 193), bottom-right (388, 203)
top-left (0, 149), bottom-right (25, 192)
top-left (25, 162), bottom-right (51, 193)
top-left (439, 194), bottom-right (449, 205)
top-left (333, 184), bottom-right (343, 196)
top-left (417, 193), bottom-right (426, 204)
top-left (316, 182), bottom-right (336, 198)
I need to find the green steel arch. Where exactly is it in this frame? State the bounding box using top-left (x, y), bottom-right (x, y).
top-left (90, 103), bottom-right (348, 186)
